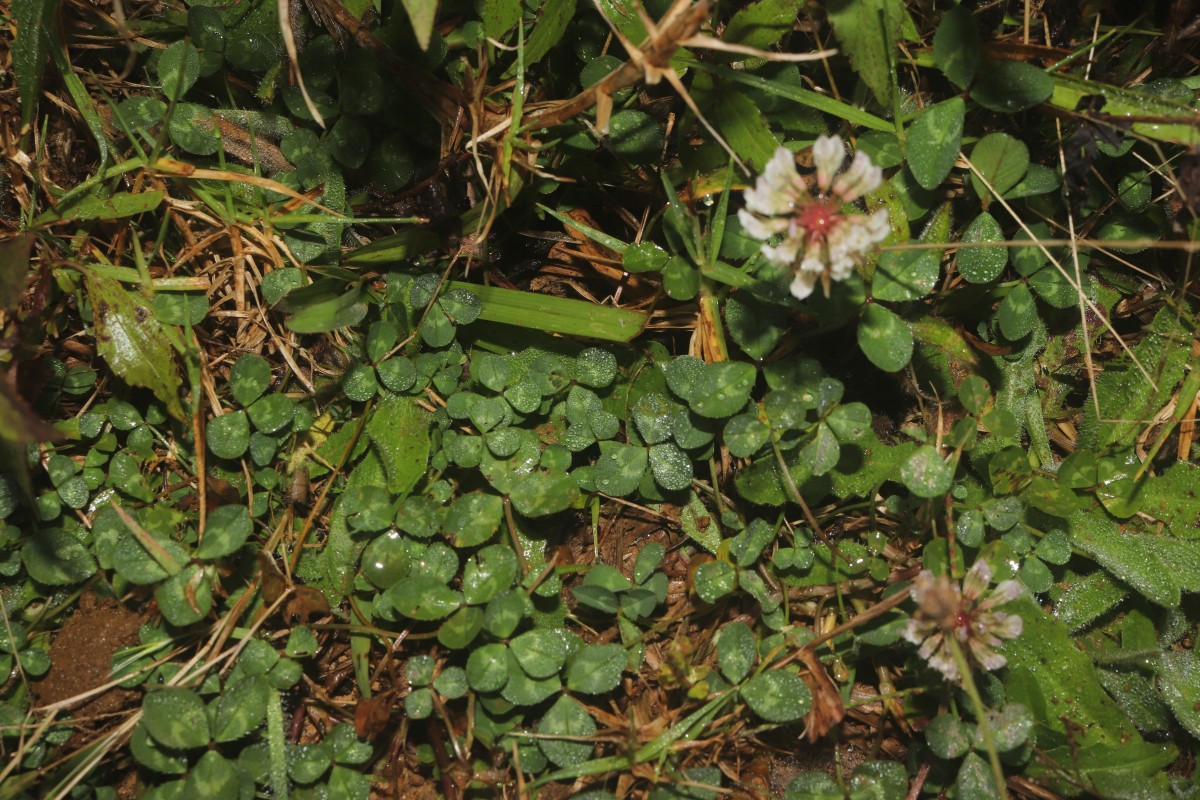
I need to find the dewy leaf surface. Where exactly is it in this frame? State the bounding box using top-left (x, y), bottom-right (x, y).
top-left (365, 395), bottom-right (431, 498)
top-left (826, 0), bottom-right (908, 105)
top-left (86, 274), bottom-right (185, 420)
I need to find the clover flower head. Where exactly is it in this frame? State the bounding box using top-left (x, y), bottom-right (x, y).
top-left (738, 136), bottom-right (890, 301)
top-left (903, 559), bottom-right (1024, 683)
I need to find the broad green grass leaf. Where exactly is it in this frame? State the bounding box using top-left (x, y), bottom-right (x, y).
top-left (509, 0), bottom-right (574, 76)
top-left (700, 64), bottom-right (892, 132)
top-left (86, 274), bottom-right (184, 420)
top-left (826, 0), bottom-right (906, 105)
top-left (0, 233), bottom-right (34, 311)
top-left (1069, 512), bottom-right (1190, 608)
top-left (447, 281), bottom-right (646, 342)
top-left (1048, 72), bottom-right (1200, 146)
top-left (1142, 463), bottom-right (1200, 537)
top-left (1159, 652), bottom-right (1200, 739)
top-left (1002, 595), bottom-right (1144, 748)
top-left (1082, 308), bottom-right (1190, 450)
top-left (906, 98), bottom-right (964, 190)
top-left (13, 0), bottom-right (57, 128)
top-left (37, 190), bottom-right (164, 226)
top-left (483, 0), bottom-right (521, 38)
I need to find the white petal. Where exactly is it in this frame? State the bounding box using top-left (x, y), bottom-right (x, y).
top-left (832, 151), bottom-right (883, 200)
top-left (737, 209), bottom-right (788, 241)
top-left (761, 234), bottom-right (802, 268)
top-left (988, 611), bottom-right (1024, 640)
top-left (789, 270), bottom-right (818, 300)
top-left (963, 559), bottom-right (992, 602)
top-left (827, 252), bottom-right (856, 281)
top-left (813, 135), bottom-right (845, 192)
top-left (970, 639), bottom-right (1008, 671)
top-left (742, 147), bottom-right (804, 216)
top-left (865, 208), bottom-right (891, 242)
top-left (904, 619), bottom-right (934, 645)
top-left (743, 182), bottom-right (791, 217)
top-left (988, 579), bottom-right (1024, 606)
top-left (928, 650), bottom-right (959, 681)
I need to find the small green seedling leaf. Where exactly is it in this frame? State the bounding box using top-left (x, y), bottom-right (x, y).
top-left (906, 98), bottom-right (965, 190)
top-left (538, 695), bottom-right (597, 768)
top-left (741, 671), bottom-right (812, 723)
top-left (717, 621), bottom-right (756, 683)
top-left (969, 133), bottom-right (1030, 203)
top-left (857, 305), bottom-right (913, 372)
top-left (971, 61), bottom-right (1053, 113)
top-left (565, 643), bottom-right (626, 694)
top-left (142, 689), bottom-right (210, 749)
top-left (957, 212), bottom-right (1008, 283)
top-left (901, 446), bottom-right (952, 498)
top-left (933, 4), bottom-right (979, 88)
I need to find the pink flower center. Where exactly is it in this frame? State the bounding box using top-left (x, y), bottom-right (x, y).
top-left (795, 199), bottom-right (842, 244)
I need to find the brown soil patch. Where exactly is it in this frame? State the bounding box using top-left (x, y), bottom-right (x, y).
top-left (33, 593), bottom-right (145, 746)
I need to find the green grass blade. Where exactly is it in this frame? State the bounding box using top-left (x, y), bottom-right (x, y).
top-left (447, 281), bottom-right (647, 342)
top-left (691, 62), bottom-right (894, 132)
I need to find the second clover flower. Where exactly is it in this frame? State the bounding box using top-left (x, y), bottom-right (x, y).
top-left (738, 135), bottom-right (890, 301)
top-left (904, 559), bottom-right (1024, 683)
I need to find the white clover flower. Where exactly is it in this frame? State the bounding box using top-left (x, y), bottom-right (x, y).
top-left (738, 136), bottom-right (890, 300)
top-left (903, 559), bottom-right (1024, 683)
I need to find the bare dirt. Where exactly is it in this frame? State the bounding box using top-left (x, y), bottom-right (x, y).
top-left (33, 592), bottom-right (145, 747)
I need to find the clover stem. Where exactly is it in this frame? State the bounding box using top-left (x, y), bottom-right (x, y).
top-left (949, 637), bottom-right (1009, 799)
